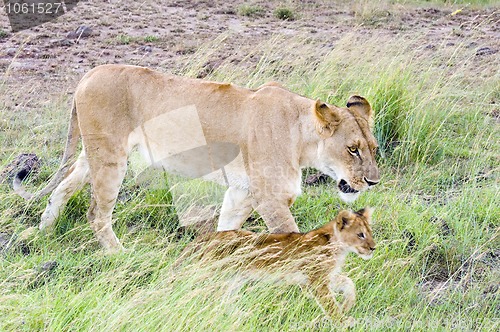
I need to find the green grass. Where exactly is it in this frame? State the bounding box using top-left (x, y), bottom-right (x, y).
top-left (1, 8), bottom-right (499, 332)
top-left (237, 4), bottom-right (265, 17)
top-left (112, 34), bottom-right (159, 46)
top-left (144, 35), bottom-right (160, 43)
top-left (116, 34), bottom-right (133, 45)
top-left (274, 7), bottom-right (296, 21)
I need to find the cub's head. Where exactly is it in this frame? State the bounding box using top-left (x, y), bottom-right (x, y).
top-left (334, 208), bottom-right (376, 259)
top-left (313, 96), bottom-right (380, 203)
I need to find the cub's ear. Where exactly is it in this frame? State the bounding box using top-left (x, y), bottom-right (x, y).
top-left (356, 207), bottom-right (374, 224)
top-left (336, 210), bottom-right (353, 231)
top-left (346, 95), bottom-right (373, 129)
top-left (313, 100), bottom-right (342, 138)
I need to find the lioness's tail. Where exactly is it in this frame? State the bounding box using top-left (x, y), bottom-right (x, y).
top-left (14, 99), bottom-right (81, 200)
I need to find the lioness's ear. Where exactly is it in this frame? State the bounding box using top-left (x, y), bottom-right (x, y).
top-left (357, 207), bottom-right (374, 224)
top-left (313, 100), bottom-right (342, 138)
top-left (347, 95), bottom-right (373, 129)
top-left (336, 210), bottom-right (353, 230)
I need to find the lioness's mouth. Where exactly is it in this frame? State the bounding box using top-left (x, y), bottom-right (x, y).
top-left (338, 179), bottom-right (359, 194)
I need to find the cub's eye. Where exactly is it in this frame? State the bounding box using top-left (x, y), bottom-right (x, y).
top-left (348, 146), bottom-right (358, 154)
top-left (357, 233), bottom-right (365, 239)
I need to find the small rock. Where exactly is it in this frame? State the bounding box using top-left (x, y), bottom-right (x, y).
top-left (214, 8), bottom-right (236, 15)
top-left (425, 44), bottom-right (436, 50)
top-left (27, 260), bottom-right (57, 288)
top-left (476, 47), bottom-right (496, 56)
top-left (402, 230), bottom-right (417, 253)
top-left (479, 249), bottom-right (500, 266)
top-left (6, 48), bottom-right (17, 56)
top-left (430, 216), bottom-right (452, 236)
top-left (8, 61), bottom-right (37, 71)
top-left (138, 45), bottom-right (153, 53)
top-left (197, 59), bottom-right (222, 78)
top-left (485, 109), bottom-right (500, 123)
top-left (467, 41), bottom-right (478, 48)
top-left (0, 233), bottom-right (29, 256)
top-left (0, 153), bottom-right (40, 184)
top-left (39, 261), bottom-right (58, 273)
top-left (0, 233), bottom-right (12, 253)
top-left (67, 25), bottom-right (93, 39)
top-left (482, 283), bottom-right (499, 298)
top-left (52, 39), bottom-right (74, 47)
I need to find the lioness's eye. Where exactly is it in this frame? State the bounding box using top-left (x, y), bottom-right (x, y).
top-left (357, 233), bottom-right (365, 239)
top-left (348, 146), bottom-right (358, 154)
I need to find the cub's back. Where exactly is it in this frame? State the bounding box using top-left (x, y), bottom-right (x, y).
top-left (192, 230), bottom-right (336, 272)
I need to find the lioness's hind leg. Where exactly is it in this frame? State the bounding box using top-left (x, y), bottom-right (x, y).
top-left (40, 152), bottom-right (90, 231)
top-left (86, 153), bottom-right (128, 252)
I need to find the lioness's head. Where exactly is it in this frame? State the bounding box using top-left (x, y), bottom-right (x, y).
top-left (313, 96), bottom-right (380, 203)
top-left (334, 208), bottom-right (376, 259)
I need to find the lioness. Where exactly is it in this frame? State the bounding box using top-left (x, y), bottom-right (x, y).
top-left (182, 208), bottom-right (376, 318)
top-left (14, 64), bottom-right (379, 251)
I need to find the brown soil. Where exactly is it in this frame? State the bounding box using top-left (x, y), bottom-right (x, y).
top-left (0, 1), bottom-right (498, 107)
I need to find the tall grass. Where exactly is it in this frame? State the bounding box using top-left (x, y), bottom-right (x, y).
top-left (1, 23), bottom-right (499, 332)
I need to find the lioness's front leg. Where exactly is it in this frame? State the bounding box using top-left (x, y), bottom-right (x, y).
top-left (249, 170), bottom-right (301, 233)
top-left (246, 124), bottom-right (302, 232)
top-left (217, 186), bottom-right (253, 231)
top-left (250, 178), bottom-right (300, 233)
top-left (252, 197), bottom-right (299, 233)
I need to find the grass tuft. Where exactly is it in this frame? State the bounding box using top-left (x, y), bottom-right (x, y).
top-left (237, 4), bottom-right (265, 17)
top-left (116, 34), bottom-right (133, 45)
top-left (274, 7), bottom-right (296, 21)
top-left (143, 35), bottom-right (159, 43)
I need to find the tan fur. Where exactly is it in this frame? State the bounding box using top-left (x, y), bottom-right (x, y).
top-left (184, 208), bottom-right (376, 318)
top-left (15, 64), bottom-right (380, 251)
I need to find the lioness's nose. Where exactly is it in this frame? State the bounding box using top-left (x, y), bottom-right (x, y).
top-left (364, 177), bottom-right (379, 186)
top-left (370, 246), bottom-right (376, 251)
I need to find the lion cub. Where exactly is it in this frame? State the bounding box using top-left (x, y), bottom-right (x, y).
top-left (185, 208), bottom-right (376, 318)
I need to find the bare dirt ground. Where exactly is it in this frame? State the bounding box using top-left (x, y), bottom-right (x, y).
top-left (0, 1), bottom-right (498, 105)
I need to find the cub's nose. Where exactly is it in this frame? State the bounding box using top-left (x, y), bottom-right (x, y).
top-left (364, 177), bottom-right (379, 186)
top-left (370, 246), bottom-right (376, 251)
